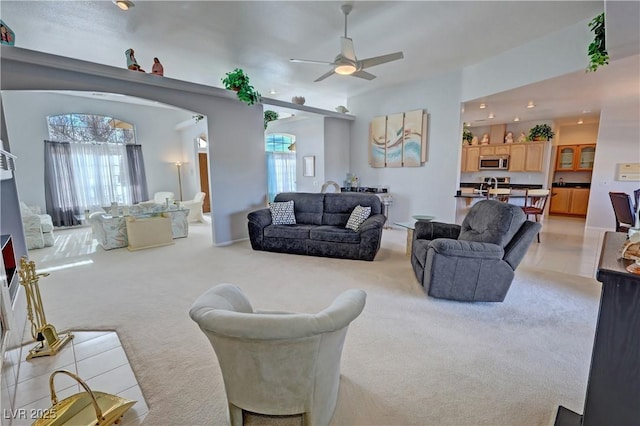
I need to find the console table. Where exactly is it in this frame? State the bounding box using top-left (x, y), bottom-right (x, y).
top-left (554, 231), bottom-right (640, 426)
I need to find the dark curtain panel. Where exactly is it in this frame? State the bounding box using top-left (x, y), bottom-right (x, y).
top-left (126, 144), bottom-right (149, 204)
top-left (44, 140), bottom-right (80, 226)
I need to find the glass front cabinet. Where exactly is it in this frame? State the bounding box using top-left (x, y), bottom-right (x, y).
top-left (555, 144), bottom-right (596, 171)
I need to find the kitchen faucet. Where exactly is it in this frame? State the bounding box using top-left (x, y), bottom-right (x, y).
top-left (489, 176), bottom-right (498, 190)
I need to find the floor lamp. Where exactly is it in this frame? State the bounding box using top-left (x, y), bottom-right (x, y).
top-left (175, 161), bottom-right (183, 201)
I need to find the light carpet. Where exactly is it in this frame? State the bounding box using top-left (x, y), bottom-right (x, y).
top-left (30, 223), bottom-right (601, 426)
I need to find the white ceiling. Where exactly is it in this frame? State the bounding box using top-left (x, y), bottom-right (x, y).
top-left (3, 0), bottom-right (634, 125)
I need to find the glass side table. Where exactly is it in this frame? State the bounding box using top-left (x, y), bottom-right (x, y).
top-left (394, 215), bottom-right (435, 256)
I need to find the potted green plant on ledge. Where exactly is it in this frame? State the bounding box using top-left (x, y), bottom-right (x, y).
top-left (529, 124), bottom-right (555, 141)
top-left (462, 127), bottom-right (473, 145)
top-left (264, 110), bottom-right (279, 129)
top-left (222, 68), bottom-right (261, 105)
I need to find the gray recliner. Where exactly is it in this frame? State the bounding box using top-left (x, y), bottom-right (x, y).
top-left (411, 200), bottom-right (541, 302)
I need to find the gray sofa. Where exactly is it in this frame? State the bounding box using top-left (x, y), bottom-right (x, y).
top-left (411, 200), bottom-right (541, 302)
top-left (247, 192), bottom-right (386, 261)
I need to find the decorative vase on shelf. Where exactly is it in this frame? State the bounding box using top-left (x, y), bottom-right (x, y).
top-left (291, 96), bottom-right (305, 105)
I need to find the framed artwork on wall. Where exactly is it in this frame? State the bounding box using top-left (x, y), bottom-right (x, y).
top-left (369, 109), bottom-right (427, 168)
top-left (303, 156), bottom-right (315, 177)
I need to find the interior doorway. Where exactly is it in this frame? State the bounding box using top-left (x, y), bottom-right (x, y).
top-left (198, 152), bottom-right (211, 213)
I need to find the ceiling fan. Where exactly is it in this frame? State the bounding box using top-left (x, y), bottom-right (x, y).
top-left (290, 4), bottom-right (404, 82)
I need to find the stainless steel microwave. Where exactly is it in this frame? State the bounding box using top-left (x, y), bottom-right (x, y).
top-left (479, 155), bottom-right (509, 170)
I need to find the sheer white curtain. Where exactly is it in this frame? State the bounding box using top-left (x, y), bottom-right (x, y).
top-left (69, 142), bottom-right (132, 209)
top-left (266, 152), bottom-right (296, 202)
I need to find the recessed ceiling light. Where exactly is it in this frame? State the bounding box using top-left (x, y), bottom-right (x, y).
top-left (479, 103), bottom-right (487, 109)
top-left (269, 89), bottom-right (277, 95)
top-left (488, 113), bottom-right (495, 119)
top-left (582, 109), bottom-right (591, 114)
top-left (578, 118), bottom-right (584, 124)
top-left (113, 0), bottom-right (134, 10)
top-left (513, 117), bottom-right (520, 122)
top-left (527, 101), bottom-right (535, 108)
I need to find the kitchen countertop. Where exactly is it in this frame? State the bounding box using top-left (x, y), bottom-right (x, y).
top-left (552, 183), bottom-right (591, 188)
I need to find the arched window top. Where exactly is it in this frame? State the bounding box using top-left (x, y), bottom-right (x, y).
top-left (47, 113), bottom-right (136, 144)
top-left (265, 133), bottom-right (295, 152)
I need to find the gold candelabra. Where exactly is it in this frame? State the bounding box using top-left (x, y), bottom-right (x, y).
top-left (18, 256), bottom-right (73, 360)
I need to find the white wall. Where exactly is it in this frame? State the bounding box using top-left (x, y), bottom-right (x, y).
top-left (324, 118), bottom-right (351, 186)
top-left (349, 70), bottom-right (463, 224)
top-left (177, 117), bottom-right (208, 201)
top-left (267, 115), bottom-right (325, 193)
top-left (587, 94), bottom-right (640, 230)
top-left (1, 91), bottom-right (192, 209)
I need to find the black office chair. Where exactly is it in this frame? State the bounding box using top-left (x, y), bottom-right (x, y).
top-left (608, 192), bottom-right (635, 232)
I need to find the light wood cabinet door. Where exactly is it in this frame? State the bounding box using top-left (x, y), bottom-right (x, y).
top-left (576, 145), bottom-right (596, 170)
top-left (461, 146), bottom-right (467, 172)
top-left (556, 146), bottom-right (576, 170)
top-left (465, 147), bottom-right (480, 172)
top-left (569, 188), bottom-right (590, 215)
top-left (525, 142), bottom-right (545, 171)
top-left (550, 188), bottom-right (572, 213)
top-left (495, 145), bottom-right (510, 155)
top-left (509, 144), bottom-right (526, 171)
top-left (479, 146), bottom-right (495, 156)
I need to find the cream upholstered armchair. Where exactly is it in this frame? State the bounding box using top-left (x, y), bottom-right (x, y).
top-left (139, 191), bottom-right (175, 206)
top-left (19, 202), bottom-right (54, 249)
top-left (180, 192), bottom-right (206, 222)
top-left (189, 284), bottom-right (366, 426)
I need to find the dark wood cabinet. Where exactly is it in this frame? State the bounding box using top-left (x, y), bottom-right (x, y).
top-left (555, 232), bottom-right (640, 426)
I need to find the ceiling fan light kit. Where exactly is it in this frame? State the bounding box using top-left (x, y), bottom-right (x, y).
top-left (291, 3), bottom-right (404, 82)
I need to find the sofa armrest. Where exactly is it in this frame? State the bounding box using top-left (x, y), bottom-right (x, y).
top-left (430, 238), bottom-right (504, 260)
top-left (358, 214), bottom-right (385, 233)
top-left (414, 221), bottom-right (461, 241)
top-left (247, 208), bottom-right (272, 229)
top-left (22, 214), bottom-right (42, 232)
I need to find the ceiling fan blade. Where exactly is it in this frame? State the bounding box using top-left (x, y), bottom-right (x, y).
top-left (352, 70), bottom-right (376, 80)
top-left (290, 58), bottom-right (333, 65)
top-left (341, 37), bottom-right (356, 61)
top-left (359, 51), bottom-right (404, 69)
top-left (314, 69), bottom-right (336, 82)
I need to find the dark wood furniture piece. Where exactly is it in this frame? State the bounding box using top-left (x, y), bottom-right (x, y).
top-left (608, 191), bottom-right (635, 232)
top-left (555, 232), bottom-right (640, 426)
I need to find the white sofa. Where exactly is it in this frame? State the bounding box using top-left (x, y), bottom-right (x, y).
top-left (19, 202), bottom-right (54, 249)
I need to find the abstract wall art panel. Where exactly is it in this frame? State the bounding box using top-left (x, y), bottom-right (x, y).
top-left (385, 113), bottom-right (404, 168)
top-left (369, 109), bottom-right (427, 168)
top-left (370, 115), bottom-right (386, 168)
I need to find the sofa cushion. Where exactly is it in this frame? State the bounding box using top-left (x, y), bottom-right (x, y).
top-left (323, 193), bottom-right (382, 226)
top-left (269, 200), bottom-right (296, 225)
top-left (345, 205), bottom-right (371, 231)
top-left (264, 224), bottom-right (315, 239)
top-left (310, 226), bottom-right (361, 244)
top-left (274, 193), bottom-right (323, 225)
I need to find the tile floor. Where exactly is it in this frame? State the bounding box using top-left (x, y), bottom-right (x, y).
top-left (7, 331), bottom-right (147, 426)
top-left (4, 214), bottom-right (606, 425)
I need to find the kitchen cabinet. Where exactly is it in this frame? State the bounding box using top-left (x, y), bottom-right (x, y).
top-left (550, 187), bottom-right (590, 216)
top-left (479, 145), bottom-right (509, 156)
top-left (507, 142), bottom-right (544, 172)
top-left (461, 146), bottom-right (480, 172)
top-left (555, 144), bottom-right (596, 171)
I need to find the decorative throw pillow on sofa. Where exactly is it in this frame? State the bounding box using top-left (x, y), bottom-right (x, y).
top-left (346, 205), bottom-right (371, 231)
top-left (269, 200), bottom-right (296, 225)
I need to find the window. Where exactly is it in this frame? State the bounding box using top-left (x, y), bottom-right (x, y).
top-left (44, 114), bottom-right (148, 226)
top-left (265, 134), bottom-right (296, 202)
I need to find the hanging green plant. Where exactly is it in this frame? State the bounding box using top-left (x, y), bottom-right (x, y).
top-left (264, 110), bottom-right (279, 129)
top-left (587, 13), bottom-right (609, 72)
top-left (222, 68), bottom-right (261, 105)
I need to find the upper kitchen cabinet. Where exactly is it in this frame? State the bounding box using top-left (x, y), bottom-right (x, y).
top-left (461, 146), bottom-right (480, 172)
top-left (508, 141), bottom-right (545, 172)
top-left (555, 144), bottom-right (596, 171)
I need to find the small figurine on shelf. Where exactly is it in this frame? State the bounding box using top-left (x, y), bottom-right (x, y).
top-left (471, 135), bottom-right (479, 146)
top-left (151, 57), bottom-right (164, 76)
top-left (480, 133), bottom-right (490, 145)
top-left (518, 132), bottom-right (528, 143)
top-left (125, 48), bottom-right (145, 72)
top-left (504, 131), bottom-right (514, 144)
